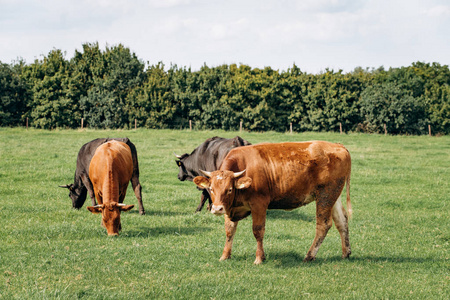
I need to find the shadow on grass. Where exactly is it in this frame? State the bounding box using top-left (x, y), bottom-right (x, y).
top-left (268, 251), bottom-right (445, 268)
top-left (123, 226), bottom-right (212, 238)
top-left (128, 209), bottom-right (190, 217)
top-left (266, 210), bottom-right (315, 222)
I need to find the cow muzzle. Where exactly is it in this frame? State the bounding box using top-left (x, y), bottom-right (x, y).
top-left (211, 204), bottom-right (225, 215)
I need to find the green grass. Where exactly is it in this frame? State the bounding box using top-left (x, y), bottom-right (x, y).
top-left (0, 128), bottom-right (448, 299)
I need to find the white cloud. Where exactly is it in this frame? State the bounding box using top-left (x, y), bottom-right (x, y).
top-left (423, 5), bottom-right (450, 17)
top-left (147, 0), bottom-right (192, 8)
top-left (0, 0), bottom-right (449, 72)
top-left (294, 0), bottom-right (364, 13)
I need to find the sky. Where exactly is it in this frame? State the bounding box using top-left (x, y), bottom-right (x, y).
top-left (1, 0), bottom-right (449, 73)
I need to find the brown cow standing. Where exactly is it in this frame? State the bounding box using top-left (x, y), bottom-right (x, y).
top-left (87, 140), bottom-right (135, 236)
top-left (194, 141), bottom-right (352, 264)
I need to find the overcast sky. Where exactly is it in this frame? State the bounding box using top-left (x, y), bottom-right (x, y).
top-left (1, 0), bottom-right (449, 73)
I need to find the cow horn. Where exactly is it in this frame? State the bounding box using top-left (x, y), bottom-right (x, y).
top-left (233, 170), bottom-right (246, 178)
top-left (93, 204), bottom-right (104, 208)
top-left (173, 152), bottom-right (182, 159)
top-left (117, 203), bottom-right (127, 207)
top-left (59, 184), bottom-right (74, 191)
top-left (199, 169), bottom-right (212, 178)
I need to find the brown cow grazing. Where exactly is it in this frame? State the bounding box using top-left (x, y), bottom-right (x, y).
top-left (87, 140), bottom-right (135, 236)
top-left (59, 137), bottom-right (145, 215)
top-left (193, 141), bottom-right (352, 264)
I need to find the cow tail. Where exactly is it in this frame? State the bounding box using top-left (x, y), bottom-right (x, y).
top-left (346, 173), bottom-right (352, 219)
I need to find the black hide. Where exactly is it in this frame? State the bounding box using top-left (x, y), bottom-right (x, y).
top-left (175, 136), bottom-right (251, 212)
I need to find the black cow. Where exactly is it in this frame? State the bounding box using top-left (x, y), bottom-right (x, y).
top-left (174, 136), bottom-right (251, 212)
top-left (59, 138), bottom-right (145, 215)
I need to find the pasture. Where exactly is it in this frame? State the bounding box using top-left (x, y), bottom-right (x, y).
top-left (0, 128), bottom-right (448, 299)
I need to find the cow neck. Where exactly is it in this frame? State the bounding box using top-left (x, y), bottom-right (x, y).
top-left (232, 188), bottom-right (240, 207)
top-left (225, 189), bottom-right (239, 217)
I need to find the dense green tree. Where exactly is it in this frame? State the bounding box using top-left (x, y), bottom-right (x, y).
top-left (1, 43), bottom-right (448, 135)
top-left (360, 82), bottom-right (427, 134)
top-left (126, 62), bottom-right (178, 128)
top-left (24, 49), bottom-right (79, 129)
top-left (425, 83), bottom-right (450, 134)
top-left (0, 60), bottom-right (31, 126)
top-left (71, 42), bottom-right (106, 99)
top-left (78, 87), bottom-right (120, 129)
top-left (72, 43), bottom-right (145, 128)
top-left (410, 62), bottom-right (450, 134)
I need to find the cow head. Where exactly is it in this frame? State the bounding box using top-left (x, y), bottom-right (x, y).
top-left (174, 152), bottom-right (194, 181)
top-left (193, 170), bottom-right (252, 215)
top-left (59, 183), bottom-right (88, 209)
top-left (87, 203), bottom-right (134, 236)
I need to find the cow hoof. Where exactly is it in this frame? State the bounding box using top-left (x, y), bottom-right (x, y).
top-left (254, 257), bottom-right (265, 265)
top-left (139, 210), bottom-right (145, 215)
top-left (342, 251), bottom-right (351, 259)
top-left (303, 256), bottom-right (316, 262)
top-left (219, 255), bottom-right (231, 261)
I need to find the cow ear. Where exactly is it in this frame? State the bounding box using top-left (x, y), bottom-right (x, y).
top-left (118, 204), bottom-right (134, 212)
top-left (235, 177), bottom-right (252, 189)
top-left (87, 205), bottom-right (103, 214)
top-left (194, 176), bottom-right (210, 189)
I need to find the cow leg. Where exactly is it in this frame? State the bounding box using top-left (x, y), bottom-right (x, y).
top-left (94, 191), bottom-right (105, 229)
top-left (131, 175), bottom-right (145, 215)
top-left (251, 208), bottom-right (267, 265)
top-left (195, 190), bottom-right (208, 213)
top-left (81, 174), bottom-right (96, 206)
top-left (220, 215), bottom-right (238, 261)
top-left (207, 194), bottom-right (212, 211)
top-left (117, 186), bottom-right (131, 232)
top-left (195, 190), bottom-right (212, 213)
top-left (118, 186), bottom-right (128, 203)
top-left (304, 198), bottom-right (334, 262)
top-left (195, 194), bottom-right (204, 212)
top-left (332, 196), bottom-right (351, 259)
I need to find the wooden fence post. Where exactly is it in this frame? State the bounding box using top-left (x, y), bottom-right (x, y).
top-left (189, 120), bottom-right (192, 131)
top-left (428, 125), bottom-right (431, 136)
top-left (384, 124), bottom-right (387, 135)
top-left (26, 117), bottom-right (28, 130)
top-left (81, 118), bottom-right (84, 129)
top-left (290, 122), bottom-right (293, 134)
top-left (339, 122), bottom-right (342, 134)
top-left (240, 121), bottom-right (243, 132)
top-left (135, 119), bottom-right (137, 130)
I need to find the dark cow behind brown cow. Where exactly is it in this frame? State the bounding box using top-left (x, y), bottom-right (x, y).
top-left (60, 137), bottom-right (145, 215)
top-left (86, 140), bottom-right (135, 236)
top-left (174, 136), bottom-right (251, 212)
top-left (193, 141), bottom-right (352, 264)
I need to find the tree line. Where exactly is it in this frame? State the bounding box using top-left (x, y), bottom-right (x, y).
top-left (1, 42), bottom-right (449, 134)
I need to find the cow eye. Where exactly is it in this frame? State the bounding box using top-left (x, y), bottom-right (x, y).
top-left (228, 187), bottom-right (233, 194)
top-left (210, 189), bottom-right (214, 195)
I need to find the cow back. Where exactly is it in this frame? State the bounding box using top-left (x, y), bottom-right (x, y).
top-left (181, 136), bottom-right (251, 180)
top-left (74, 138), bottom-right (133, 183)
top-left (89, 141), bottom-right (134, 202)
top-left (221, 141), bottom-right (351, 207)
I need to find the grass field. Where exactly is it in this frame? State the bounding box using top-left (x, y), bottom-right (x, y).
top-left (0, 128), bottom-right (448, 299)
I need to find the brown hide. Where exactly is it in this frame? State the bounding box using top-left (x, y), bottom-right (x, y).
top-left (87, 141), bottom-right (134, 236)
top-left (193, 141), bottom-right (352, 264)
